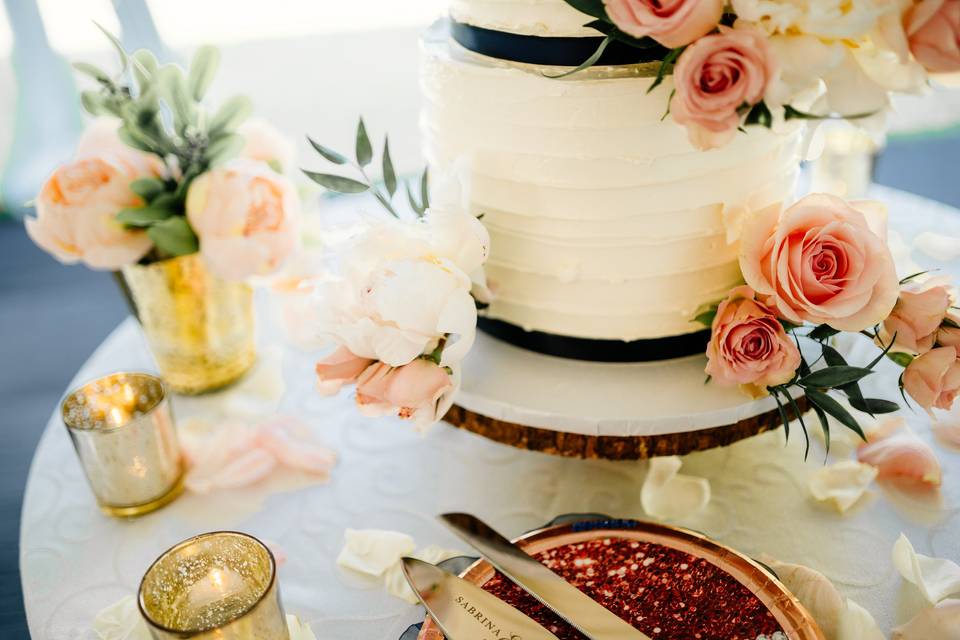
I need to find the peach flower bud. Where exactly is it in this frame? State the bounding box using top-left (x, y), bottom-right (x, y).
top-left (186, 159), bottom-right (301, 281)
top-left (237, 118), bottom-right (297, 174)
top-left (905, 0), bottom-right (960, 73)
top-left (603, 0), bottom-right (724, 48)
top-left (705, 285), bottom-right (801, 394)
top-left (315, 346), bottom-right (376, 396)
top-left (902, 345), bottom-right (960, 412)
top-left (671, 27), bottom-right (777, 150)
top-left (879, 282), bottom-right (951, 355)
top-left (356, 359), bottom-right (453, 421)
top-left (739, 195), bottom-right (899, 332)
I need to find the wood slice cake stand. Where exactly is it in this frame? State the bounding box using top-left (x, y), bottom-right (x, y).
top-left (444, 332), bottom-right (807, 460)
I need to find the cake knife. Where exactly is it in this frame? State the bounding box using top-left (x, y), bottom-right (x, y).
top-left (401, 557), bottom-right (560, 640)
top-left (440, 513), bottom-right (651, 640)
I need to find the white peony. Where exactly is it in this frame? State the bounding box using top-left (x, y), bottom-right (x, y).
top-left (732, 0), bottom-right (892, 40)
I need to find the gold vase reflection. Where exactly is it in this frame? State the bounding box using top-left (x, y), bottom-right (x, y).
top-left (122, 254), bottom-right (255, 395)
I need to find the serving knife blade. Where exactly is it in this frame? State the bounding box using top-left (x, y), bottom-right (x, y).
top-left (401, 556), bottom-right (559, 640)
top-left (439, 513), bottom-right (650, 640)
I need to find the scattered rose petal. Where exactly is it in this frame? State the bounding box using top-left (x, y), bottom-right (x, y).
top-left (760, 556), bottom-right (844, 639)
top-left (858, 433), bottom-right (942, 486)
top-left (640, 456), bottom-right (710, 521)
top-left (892, 598), bottom-right (960, 640)
top-left (337, 529), bottom-right (416, 577)
top-left (286, 614), bottom-right (319, 640)
top-left (838, 598), bottom-right (886, 640)
top-left (893, 534), bottom-right (960, 604)
top-left (186, 447), bottom-right (277, 494)
top-left (92, 595), bottom-right (150, 640)
top-left (913, 231), bottom-right (960, 262)
top-left (256, 417), bottom-right (337, 476)
top-left (808, 460), bottom-right (878, 512)
top-left (384, 545), bottom-right (461, 604)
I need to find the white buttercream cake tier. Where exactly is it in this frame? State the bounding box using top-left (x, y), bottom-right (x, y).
top-left (420, 25), bottom-right (802, 342)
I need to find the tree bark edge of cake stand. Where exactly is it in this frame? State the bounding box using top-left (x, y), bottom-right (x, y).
top-left (443, 395), bottom-right (809, 460)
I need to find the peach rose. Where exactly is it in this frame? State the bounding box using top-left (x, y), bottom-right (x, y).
top-left (906, 0), bottom-right (960, 73)
top-left (671, 27), bottom-right (777, 150)
top-left (705, 285), bottom-right (801, 393)
top-left (603, 0), bottom-right (724, 48)
top-left (879, 282), bottom-right (952, 355)
top-left (186, 159), bottom-right (301, 281)
top-left (238, 118), bottom-right (297, 174)
top-left (355, 359), bottom-right (453, 421)
top-left (739, 195), bottom-right (899, 332)
top-left (902, 345), bottom-right (960, 412)
top-left (315, 346), bottom-right (375, 396)
top-left (26, 155), bottom-right (156, 269)
top-left (937, 313), bottom-right (960, 347)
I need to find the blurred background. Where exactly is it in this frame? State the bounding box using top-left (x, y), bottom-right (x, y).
top-left (0, 0), bottom-right (958, 636)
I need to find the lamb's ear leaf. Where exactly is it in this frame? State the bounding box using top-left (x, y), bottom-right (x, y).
top-left (147, 216), bottom-right (199, 257)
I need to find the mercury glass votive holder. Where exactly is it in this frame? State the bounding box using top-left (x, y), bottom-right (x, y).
top-left (62, 372), bottom-right (184, 517)
top-left (138, 532), bottom-right (290, 640)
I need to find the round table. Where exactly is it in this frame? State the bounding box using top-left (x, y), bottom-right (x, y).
top-left (20, 186), bottom-right (960, 639)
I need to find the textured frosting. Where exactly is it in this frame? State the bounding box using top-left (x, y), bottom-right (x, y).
top-left (449, 0), bottom-right (595, 36)
top-left (420, 35), bottom-right (801, 341)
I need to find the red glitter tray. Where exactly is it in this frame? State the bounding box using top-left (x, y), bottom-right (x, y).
top-left (419, 518), bottom-right (823, 640)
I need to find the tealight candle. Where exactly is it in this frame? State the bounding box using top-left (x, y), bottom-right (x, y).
top-left (138, 532), bottom-right (289, 640)
top-left (62, 372), bottom-right (183, 517)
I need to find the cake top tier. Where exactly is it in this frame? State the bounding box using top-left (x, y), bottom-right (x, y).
top-left (450, 0), bottom-right (595, 37)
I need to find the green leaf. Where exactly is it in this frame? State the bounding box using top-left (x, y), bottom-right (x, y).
top-left (382, 137), bottom-right (397, 197)
top-left (117, 125), bottom-right (155, 153)
top-left (73, 62), bottom-right (110, 83)
top-left (563, 0), bottom-right (608, 19)
top-left (585, 20), bottom-right (663, 49)
top-left (784, 104), bottom-right (879, 122)
top-left (694, 310), bottom-right (717, 327)
top-left (805, 389), bottom-right (867, 441)
top-left (848, 397), bottom-right (899, 414)
top-left (888, 352), bottom-right (915, 368)
top-left (205, 133), bottom-right (244, 166)
top-left (406, 179), bottom-right (424, 216)
top-left (130, 177), bottom-right (166, 201)
top-left (302, 171), bottom-right (369, 193)
top-left (80, 90), bottom-right (106, 116)
top-left (147, 216), bottom-right (198, 258)
top-left (188, 45), bottom-right (220, 101)
top-left (355, 118), bottom-right (373, 167)
top-left (420, 167), bottom-right (430, 213)
top-left (94, 22), bottom-right (128, 72)
top-left (769, 386), bottom-right (791, 442)
top-left (821, 345), bottom-right (847, 368)
top-left (744, 101), bottom-right (773, 128)
top-left (157, 64), bottom-right (194, 131)
top-left (132, 49), bottom-right (159, 88)
top-left (543, 35), bottom-right (612, 79)
top-left (307, 137), bottom-right (348, 165)
top-left (648, 47), bottom-right (683, 94)
top-left (867, 331), bottom-right (898, 370)
top-left (786, 391), bottom-right (810, 460)
top-left (373, 191), bottom-right (399, 219)
top-left (809, 402), bottom-right (831, 458)
top-left (209, 95), bottom-right (252, 134)
top-left (808, 324), bottom-right (841, 342)
top-left (799, 366), bottom-right (873, 389)
top-left (116, 206), bottom-right (174, 227)
top-left (899, 270), bottom-right (930, 285)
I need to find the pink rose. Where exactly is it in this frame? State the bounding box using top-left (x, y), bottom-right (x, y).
top-left (670, 27), bottom-right (777, 150)
top-left (26, 155), bottom-right (156, 270)
top-left (879, 282), bottom-right (952, 355)
top-left (902, 346), bottom-right (960, 412)
top-left (603, 0), bottom-right (724, 48)
top-left (906, 0), bottom-right (960, 73)
top-left (739, 195), bottom-right (899, 332)
top-left (355, 359), bottom-right (453, 421)
top-left (705, 285), bottom-right (801, 393)
top-left (186, 159), bottom-right (301, 281)
top-left (315, 346), bottom-right (375, 396)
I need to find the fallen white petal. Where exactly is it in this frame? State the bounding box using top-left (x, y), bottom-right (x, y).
top-left (808, 460), bottom-right (878, 512)
top-left (892, 598), bottom-right (960, 639)
top-left (337, 529), bottom-right (416, 577)
top-left (384, 545), bottom-right (461, 604)
top-left (92, 595), bottom-right (150, 640)
top-left (760, 556), bottom-right (844, 639)
top-left (913, 232), bottom-right (960, 262)
top-left (838, 598), bottom-right (885, 640)
top-left (286, 614), bottom-right (319, 640)
top-left (893, 534), bottom-right (960, 604)
top-left (640, 456), bottom-right (710, 521)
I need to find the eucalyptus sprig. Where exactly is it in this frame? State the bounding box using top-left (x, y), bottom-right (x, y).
top-left (73, 24), bottom-right (252, 258)
top-left (303, 117), bottom-right (431, 219)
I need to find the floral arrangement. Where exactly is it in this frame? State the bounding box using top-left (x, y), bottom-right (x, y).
top-left (25, 26), bottom-right (300, 281)
top-left (698, 193), bottom-right (960, 455)
top-left (303, 121), bottom-right (490, 428)
top-left (559, 0), bottom-right (960, 149)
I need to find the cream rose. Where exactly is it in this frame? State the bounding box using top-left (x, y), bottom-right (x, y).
top-left (902, 346), bottom-right (960, 412)
top-left (671, 27), bottom-right (777, 150)
top-left (879, 281), bottom-right (952, 355)
top-left (906, 0), bottom-right (960, 72)
top-left (705, 285), bottom-right (801, 394)
top-left (186, 159), bottom-right (301, 281)
top-left (603, 0), bottom-right (724, 48)
top-left (739, 195), bottom-right (899, 332)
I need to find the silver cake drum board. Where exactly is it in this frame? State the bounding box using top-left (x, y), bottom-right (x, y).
top-left (446, 332), bottom-right (806, 460)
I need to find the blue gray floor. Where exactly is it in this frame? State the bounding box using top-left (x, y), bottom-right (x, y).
top-left (0, 136), bottom-right (958, 637)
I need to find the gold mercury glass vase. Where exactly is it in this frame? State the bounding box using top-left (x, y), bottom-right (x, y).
top-left (121, 253), bottom-right (255, 395)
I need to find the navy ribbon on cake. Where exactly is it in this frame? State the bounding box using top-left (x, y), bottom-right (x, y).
top-left (478, 318), bottom-right (710, 363)
top-left (450, 20), bottom-right (667, 67)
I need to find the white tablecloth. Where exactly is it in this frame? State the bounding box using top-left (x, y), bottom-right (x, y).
top-left (19, 186), bottom-right (960, 639)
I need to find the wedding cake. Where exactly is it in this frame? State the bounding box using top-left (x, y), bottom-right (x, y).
top-left (420, 0), bottom-right (801, 356)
